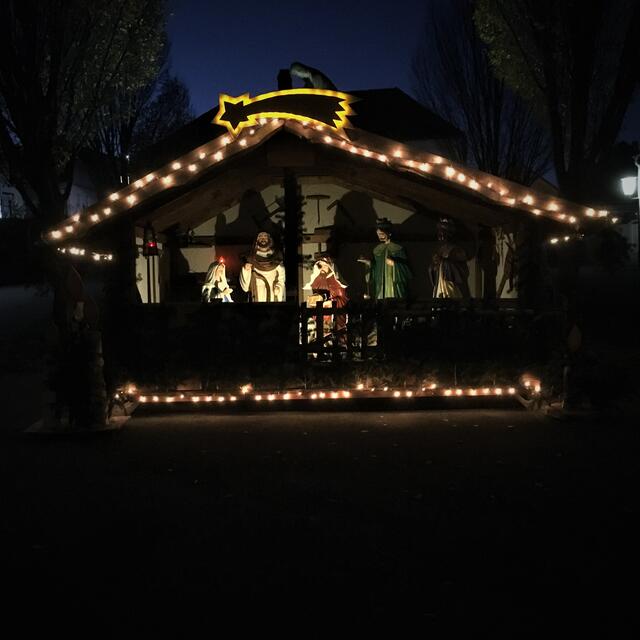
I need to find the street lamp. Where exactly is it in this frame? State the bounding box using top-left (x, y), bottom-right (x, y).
top-left (620, 154), bottom-right (640, 268)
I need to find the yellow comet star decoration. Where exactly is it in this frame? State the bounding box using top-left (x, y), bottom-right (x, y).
top-left (214, 88), bottom-right (356, 136)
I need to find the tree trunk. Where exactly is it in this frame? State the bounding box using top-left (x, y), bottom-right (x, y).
top-left (42, 248), bottom-right (108, 430)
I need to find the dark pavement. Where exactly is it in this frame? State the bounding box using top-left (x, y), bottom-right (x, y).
top-left (1, 407), bottom-right (638, 633)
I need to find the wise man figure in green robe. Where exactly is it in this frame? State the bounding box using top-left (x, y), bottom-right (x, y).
top-left (357, 218), bottom-right (411, 300)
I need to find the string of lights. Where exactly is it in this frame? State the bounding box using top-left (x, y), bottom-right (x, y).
top-left (57, 246), bottom-right (114, 261)
top-left (120, 383), bottom-right (542, 406)
top-left (45, 118), bottom-right (615, 245)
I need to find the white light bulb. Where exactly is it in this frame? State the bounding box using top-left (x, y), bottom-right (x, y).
top-left (621, 176), bottom-right (637, 197)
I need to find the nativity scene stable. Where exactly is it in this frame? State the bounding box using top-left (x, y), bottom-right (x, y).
top-left (43, 64), bottom-right (616, 418)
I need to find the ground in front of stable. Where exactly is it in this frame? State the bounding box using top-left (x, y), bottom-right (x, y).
top-left (1, 405), bottom-right (637, 633)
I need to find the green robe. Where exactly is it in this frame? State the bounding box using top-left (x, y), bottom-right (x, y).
top-left (369, 241), bottom-right (411, 300)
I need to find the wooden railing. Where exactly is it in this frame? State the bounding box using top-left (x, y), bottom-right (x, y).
top-left (111, 300), bottom-right (563, 388)
top-left (298, 299), bottom-right (555, 362)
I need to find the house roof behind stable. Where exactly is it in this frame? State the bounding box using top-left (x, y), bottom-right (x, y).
top-left (347, 88), bottom-right (460, 142)
top-left (131, 87), bottom-right (460, 176)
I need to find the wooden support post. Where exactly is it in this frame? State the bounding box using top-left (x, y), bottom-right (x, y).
top-left (346, 305), bottom-right (354, 360)
top-left (331, 301), bottom-right (339, 362)
top-left (283, 169), bottom-right (302, 302)
top-left (315, 300), bottom-right (324, 356)
top-left (300, 304), bottom-right (308, 360)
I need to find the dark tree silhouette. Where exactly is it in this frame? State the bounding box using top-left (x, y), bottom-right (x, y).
top-left (0, 0), bottom-right (167, 227)
top-left (474, 0), bottom-right (640, 201)
top-left (92, 45), bottom-right (194, 186)
top-left (412, 0), bottom-right (550, 186)
top-left (0, 0), bottom-right (168, 429)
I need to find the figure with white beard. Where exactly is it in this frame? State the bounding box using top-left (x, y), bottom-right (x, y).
top-left (240, 231), bottom-right (286, 302)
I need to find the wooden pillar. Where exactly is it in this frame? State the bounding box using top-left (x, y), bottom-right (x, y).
top-left (100, 218), bottom-right (139, 399)
top-left (283, 169), bottom-right (302, 301)
top-left (515, 221), bottom-right (544, 311)
top-left (104, 217), bottom-right (139, 306)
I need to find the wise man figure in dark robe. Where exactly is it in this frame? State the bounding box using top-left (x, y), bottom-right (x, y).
top-left (429, 217), bottom-right (471, 299)
top-left (240, 231), bottom-right (285, 302)
top-left (357, 218), bottom-right (411, 300)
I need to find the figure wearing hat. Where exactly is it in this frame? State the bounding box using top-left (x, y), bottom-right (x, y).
top-left (357, 218), bottom-right (411, 300)
top-left (429, 217), bottom-right (470, 299)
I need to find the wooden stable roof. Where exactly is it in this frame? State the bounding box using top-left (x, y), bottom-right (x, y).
top-left (44, 119), bottom-right (616, 246)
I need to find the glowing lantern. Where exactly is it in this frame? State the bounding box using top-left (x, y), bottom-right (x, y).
top-left (142, 223), bottom-right (158, 257)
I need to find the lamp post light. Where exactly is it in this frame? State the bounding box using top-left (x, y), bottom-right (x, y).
top-left (620, 154), bottom-right (640, 268)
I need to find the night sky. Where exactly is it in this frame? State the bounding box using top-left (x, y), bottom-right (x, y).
top-left (166, 0), bottom-right (429, 111)
top-left (167, 0), bottom-right (638, 141)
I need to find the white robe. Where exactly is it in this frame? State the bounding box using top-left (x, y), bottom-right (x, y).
top-left (202, 263), bottom-right (233, 302)
top-left (240, 262), bottom-right (286, 302)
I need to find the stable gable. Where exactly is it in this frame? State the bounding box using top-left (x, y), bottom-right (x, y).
top-left (44, 119), bottom-right (616, 248)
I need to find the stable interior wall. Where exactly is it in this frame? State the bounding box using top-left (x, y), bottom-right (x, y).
top-left (494, 230), bottom-right (518, 299)
top-left (183, 182), bottom-right (490, 302)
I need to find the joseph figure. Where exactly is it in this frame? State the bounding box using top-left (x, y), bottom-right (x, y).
top-left (240, 231), bottom-right (285, 302)
top-left (358, 218), bottom-right (411, 300)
